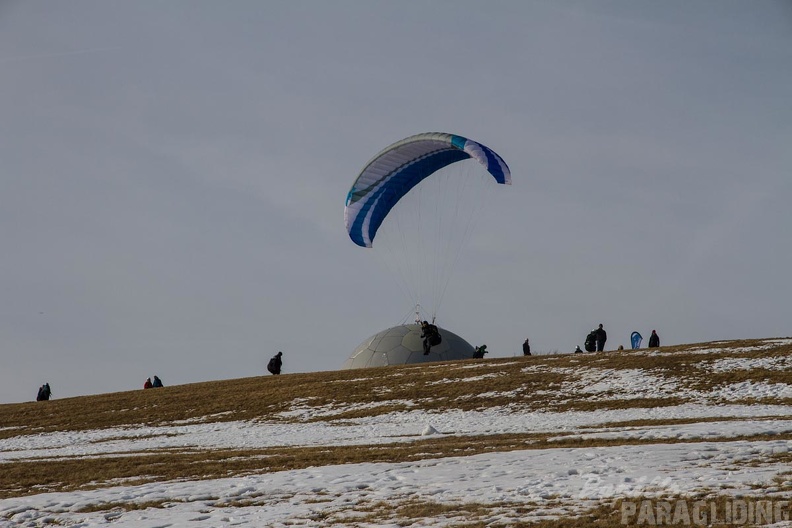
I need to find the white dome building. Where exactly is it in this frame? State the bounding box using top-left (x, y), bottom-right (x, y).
top-left (342, 324), bottom-right (476, 369)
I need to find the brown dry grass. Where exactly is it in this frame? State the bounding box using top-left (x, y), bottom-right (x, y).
top-left (328, 493), bottom-right (792, 528)
top-left (1, 337), bottom-right (791, 517)
top-left (3, 338), bottom-right (788, 437)
top-left (3, 428), bottom-right (791, 500)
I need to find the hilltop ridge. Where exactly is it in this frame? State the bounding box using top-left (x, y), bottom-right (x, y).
top-left (1, 338), bottom-right (791, 526)
top-left (2, 338), bottom-right (790, 434)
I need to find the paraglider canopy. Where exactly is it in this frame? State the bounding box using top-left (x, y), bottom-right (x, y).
top-left (631, 331), bottom-right (643, 350)
top-left (344, 132), bottom-right (511, 248)
top-left (343, 131), bottom-right (512, 322)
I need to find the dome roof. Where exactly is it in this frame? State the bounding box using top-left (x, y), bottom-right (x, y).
top-left (341, 324), bottom-right (475, 369)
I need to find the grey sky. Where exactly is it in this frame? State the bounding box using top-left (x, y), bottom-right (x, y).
top-left (2, 1), bottom-right (790, 403)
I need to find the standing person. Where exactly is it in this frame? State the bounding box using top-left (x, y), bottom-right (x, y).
top-left (143, 378), bottom-right (153, 389)
top-left (648, 330), bottom-right (660, 348)
top-left (584, 330), bottom-right (596, 352)
top-left (594, 324), bottom-right (607, 352)
top-left (522, 338), bottom-right (531, 356)
top-left (267, 351), bottom-right (283, 375)
top-left (152, 375), bottom-right (163, 388)
top-left (420, 321), bottom-right (442, 355)
top-left (36, 383), bottom-right (51, 401)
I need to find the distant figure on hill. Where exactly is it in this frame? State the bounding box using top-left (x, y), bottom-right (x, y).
top-left (420, 321), bottom-right (442, 355)
top-left (522, 338), bottom-right (531, 356)
top-left (268, 351), bottom-right (283, 375)
top-left (473, 345), bottom-right (488, 359)
top-left (617, 345), bottom-right (624, 351)
top-left (594, 324), bottom-right (607, 352)
top-left (152, 375), bottom-right (163, 388)
top-left (144, 377), bottom-right (153, 389)
top-left (584, 331), bottom-right (596, 352)
top-left (574, 345), bottom-right (583, 354)
top-left (36, 383), bottom-right (51, 401)
top-left (648, 330), bottom-right (660, 348)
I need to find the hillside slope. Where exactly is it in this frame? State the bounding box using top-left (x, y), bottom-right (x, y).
top-left (1, 338), bottom-right (791, 527)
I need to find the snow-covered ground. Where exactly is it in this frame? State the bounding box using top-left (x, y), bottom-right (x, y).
top-left (4, 438), bottom-right (791, 527)
top-left (2, 404), bottom-right (792, 462)
top-left (2, 340), bottom-right (791, 527)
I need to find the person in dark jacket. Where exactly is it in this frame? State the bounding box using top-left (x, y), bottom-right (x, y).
top-left (522, 338), bottom-right (531, 356)
top-left (584, 331), bottom-right (596, 352)
top-left (594, 324), bottom-right (607, 352)
top-left (268, 351), bottom-right (283, 375)
top-left (472, 344), bottom-right (488, 359)
top-left (420, 321), bottom-right (442, 355)
top-left (152, 375), bottom-right (163, 388)
top-left (36, 383), bottom-right (51, 401)
top-left (648, 330), bottom-right (660, 348)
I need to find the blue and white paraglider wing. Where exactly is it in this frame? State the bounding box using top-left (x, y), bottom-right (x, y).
top-left (631, 331), bottom-right (643, 350)
top-left (344, 132), bottom-right (511, 248)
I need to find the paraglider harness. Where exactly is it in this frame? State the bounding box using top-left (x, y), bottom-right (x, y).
top-left (421, 321), bottom-right (442, 355)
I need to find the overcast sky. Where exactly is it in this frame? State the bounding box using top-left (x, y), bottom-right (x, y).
top-left (2, 1), bottom-right (790, 403)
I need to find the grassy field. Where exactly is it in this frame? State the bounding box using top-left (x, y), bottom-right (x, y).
top-left (1, 338), bottom-right (791, 526)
